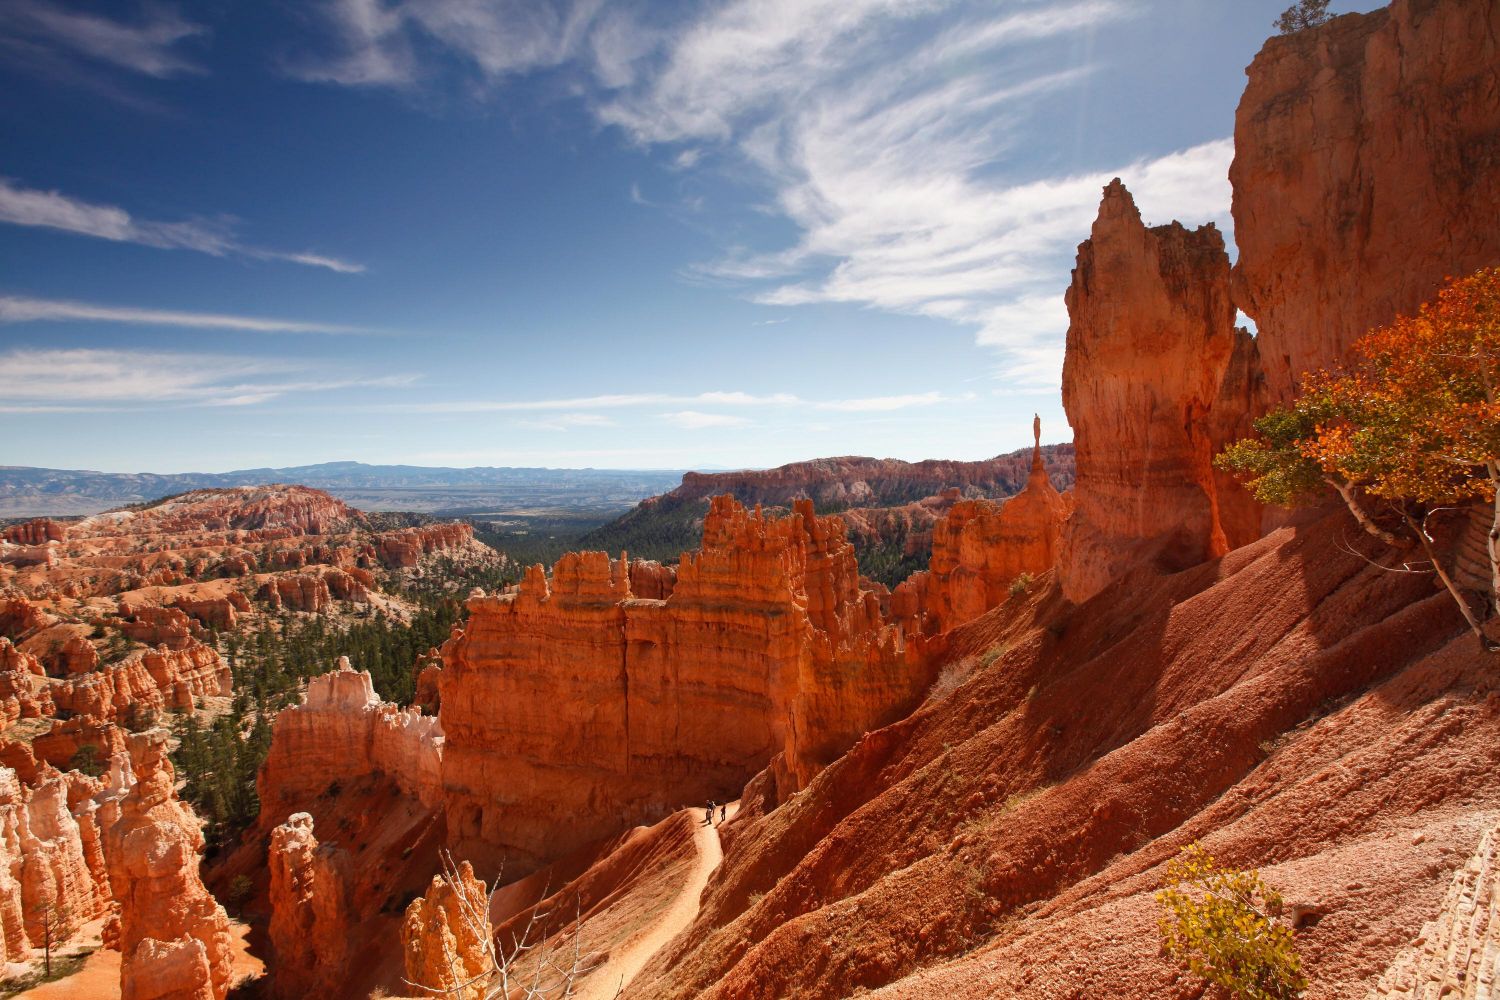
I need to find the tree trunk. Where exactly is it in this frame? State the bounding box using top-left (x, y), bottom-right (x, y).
top-left (1402, 511), bottom-right (1496, 652)
top-left (1488, 461), bottom-right (1499, 619)
top-left (1328, 478), bottom-right (1406, 548)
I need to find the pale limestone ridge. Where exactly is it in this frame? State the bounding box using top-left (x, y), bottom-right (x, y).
top-left (1372, 817), bottom-right (1500, 999)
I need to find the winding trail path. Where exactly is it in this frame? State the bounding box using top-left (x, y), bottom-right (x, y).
top-left (579, 802), bottom-right (737, 1000)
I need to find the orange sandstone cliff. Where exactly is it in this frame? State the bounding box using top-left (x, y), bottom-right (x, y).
top-left (438, 496), bottom-right (934, 872)
top-left (257, 658), bottom-right (444, 828)
top-left (1232, 0), bottom-right (1500, 403)
top-left (1057, 180), bottom-right (1259, 604)
top-left (104, 729), bottom-right (233, 1000)
top-left (893, 419), bottom-right (1071, 635)
top-left (267, 812), bottom-right (351, 999)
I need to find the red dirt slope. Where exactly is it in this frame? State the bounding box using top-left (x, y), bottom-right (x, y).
top-left (626, 505), bottom-right (1496, 998)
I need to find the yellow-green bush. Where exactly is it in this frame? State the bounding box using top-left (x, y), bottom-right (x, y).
top-left (1156, 843), bottom-right (1306, 999)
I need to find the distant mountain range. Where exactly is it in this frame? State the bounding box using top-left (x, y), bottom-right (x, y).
top-left (0, 462), bottom-right (692, 519)
top-left (576, 444), bottom-right (1077, 566)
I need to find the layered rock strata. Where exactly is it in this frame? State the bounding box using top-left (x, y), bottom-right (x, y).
top-left (439, 497), bottom-right (932, 872)
top-left (0, 639), bottom-right (53, 726)
top-left (50, 641), bottom-right (230, 722)
top-left (1058, 180), bottom-right (1259, 604)
top-left (257, 659), bottom-right (444, 827)
top-left (105, 729), bottom-right (232, 1000)
top-left (0, 766), bottom-right (112, 962)
top-left (894, 420), bottom-right (1071, 634)
top-left (267, 812), bottom-right (351, 999)
top-left (401, 861), bottom-right (492, 1000)
top-left (1370, 818), bottom-right (1500, 999)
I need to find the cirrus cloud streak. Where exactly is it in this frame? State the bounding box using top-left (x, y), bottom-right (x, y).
top-left (0, 295), bottom-right (374, 334)
top-left (0, 178), bottom-right (365, 273)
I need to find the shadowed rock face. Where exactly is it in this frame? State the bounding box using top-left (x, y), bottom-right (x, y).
top-left (437, 496), bottom-right (937, 874)
top-left (257, 659), bottom-right (445, 830)
top-left (267, 813), bottom-right (352, 999)
top-left (1232, 0), bottom-right (1500, 405)
top-left (1058, 180), bottom-right (1259, 604)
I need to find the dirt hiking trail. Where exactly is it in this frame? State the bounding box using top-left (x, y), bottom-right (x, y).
top-left (578, 801), bottom-right (737, 1000)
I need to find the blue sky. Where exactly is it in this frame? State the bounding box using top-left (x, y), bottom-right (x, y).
top-left (0, 0), bottom-right (1381, 473)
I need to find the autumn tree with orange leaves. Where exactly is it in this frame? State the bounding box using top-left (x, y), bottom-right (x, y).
top-left (1218, 267), bottom-right (1500, 651)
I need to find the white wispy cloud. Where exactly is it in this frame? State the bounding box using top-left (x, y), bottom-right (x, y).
top-left (0, 295), bottom-right (372, 334)
top-left (814, 392), bottom-right (951, 413)
top-left (0, 348), bottom-right (413, 411)
top-left (660, 410), bottom-right (751, 429)
top-left (392, 391), bottom-right (794, 413)
top-left (517, 412), bottom-right (618, 431)
top-left (0, 1), bottom-right (207, 78)
top-left (589, 0), bottom-right (1231, 387)
top-left (288, 0), bottom-right (1235, 390)
top-left (285, 0), bottom-right (605, 87)
top-left (387, 390), bottom-right (953, 414)
top-left (0, 178), bottom-right (364, 273)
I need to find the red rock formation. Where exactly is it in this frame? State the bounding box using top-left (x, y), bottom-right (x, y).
top-left (32, 716), bottom-right (125, 773)
top-left (0, 639), bottom-right (53, 726)
top-left (258, 567), bottom-right (371, 612)
top-left (140, 485), bottom-right (357, 536)
top-left (1232, 0), bottom-right (1500, 403)
top-left (2, 520), bottom-right (67, 546)
top-left (51, 641), bottom-right (229, 721)
top-left (257, 659), bottom-right (444, 829)
top-left (0, 543), bottom-right (55, 569)
top-left (627, 558), bottom-right (676, 599)
top-left (19, 623), bottom-right (99, 676)
top-left (0, 598), bottom-right (50, 639)
top-left (266, 812), bottom-right (351, 999)
top-left (838, 488), bottom-right (960, 564)
top-left (1057, 180), bottom-right (1259, 604)
top-left (401, 860), bottom-right (491, 1000)
top-left (0, 767), bottom-right (112, 953)
top-left (376, 523), bottom-right (475, 568)
top-left (894, 421), bottom-right (1072, 634)
top-left (105, 729), bottom-right (232, 1000)
top-left (412, 648), bottom-right (443, 715)
top-left (666, 450), bottom-right (1076, 510)
top-left (2, 486), bottom-right (489, 604)
top-left (118, 605), bottom-right (199, 650)
top-left (258, 573), bottom-right (331, 613)
top-left (171, 592), bottom-right (250, 631)
top-left (439, 496), bottom-right (932, 872)
top-left (0, 757), bottom-right (132, 966)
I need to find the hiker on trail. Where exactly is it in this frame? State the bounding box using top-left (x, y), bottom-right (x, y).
top-left (720, 804), bottom-right (727, 823)
top-left (705, 801), bottom-right (716, 825)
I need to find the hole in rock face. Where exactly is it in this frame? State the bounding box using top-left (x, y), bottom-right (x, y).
top-left (1290, 903), bottom-right (1326, 930)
